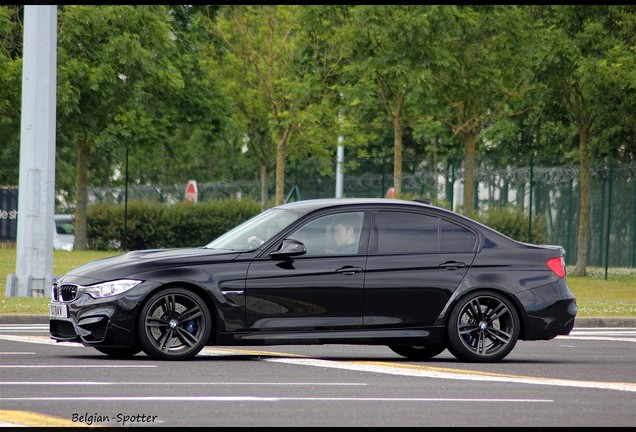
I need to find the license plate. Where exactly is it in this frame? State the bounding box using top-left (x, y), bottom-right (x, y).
top-left (49, 302), bottom-right (68, 318)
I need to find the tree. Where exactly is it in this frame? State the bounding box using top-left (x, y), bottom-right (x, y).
top-left (430, 6), bottom-right (539, 216)
top-left (535, 5), bottom-right (636, 275)
top-left (215, 5), bottom-right (317, 206)
top-left (340, 6), bottom-right (444, 199)
top-left (57, 5), bottom-right (183, 249)
top-left (0, 6), bottom-right (23, 186)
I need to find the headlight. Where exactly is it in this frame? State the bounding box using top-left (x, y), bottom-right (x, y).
top-left (83, 279), bottom-right (143, 298)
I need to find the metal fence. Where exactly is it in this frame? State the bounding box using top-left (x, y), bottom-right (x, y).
top-left (88, 159), bottom-right (636, 268)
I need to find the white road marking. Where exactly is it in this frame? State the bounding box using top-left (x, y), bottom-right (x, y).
top-left (1, 334), bottom-right (634, 393)
top-left (0, 381), bottom-right (365, 387)
top-left (558, 336), bottom-right (636, 342)
top-left (0, 335), bottom-right (82, 347)
top-left (263, 357), bottom-right (636, 393)
top-left (0, 365), bottom-right (156, 368)
top-left (0, 396), bottom-right (553, 403)
top-left (0, 352), bottom-right (35, 355)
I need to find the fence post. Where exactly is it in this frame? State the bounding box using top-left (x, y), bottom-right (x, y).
top-left (604, 163), bottom-right (613, 280)
top-left (598, 172), bottom-right (606, 267)
top-left (633, 173), bottom-right (636, 267)
top-left (527, 155), bottom-right (533, 243)
top-left (565, 179), bottom-right (573, 265)
top-left (450, 158), bottom-right (455, 211)
top-left (381, 159), bottom-right (387, 198)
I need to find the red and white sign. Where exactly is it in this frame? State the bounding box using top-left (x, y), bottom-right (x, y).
top-left (185, 180), bottom-right (198, 204)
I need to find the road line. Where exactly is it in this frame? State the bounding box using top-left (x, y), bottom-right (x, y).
top-left (0, 365), bottom-right (156, 368)
top-left (263, 358), bottom-right (636, 393)
top-left (0, 396), bottom-right (552, 403)
top-left (0, 352), bottom-right (35, 355)
top-left (2, 334), bottom-right (634, 393)
top-left (0, 381), bottom-right (366, 387)
top-left (0, 334), bottom-right (83, 347)
top-left (0, 410), bottom-right (88, 427)
top-left (558, 336), bottom-right (636, 342)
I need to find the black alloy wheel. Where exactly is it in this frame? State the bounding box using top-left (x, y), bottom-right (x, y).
top-left (138, 288), bottom-right (212, 360)
top-left (93, 346), bottom-right (142, 358)
top-left (446, 290), bottom-right (520, 363)
top-left (388, 344), bottom-right (447, 360)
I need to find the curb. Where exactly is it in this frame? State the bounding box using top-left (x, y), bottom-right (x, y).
top-left (1, 314), bottom-right (635, 327)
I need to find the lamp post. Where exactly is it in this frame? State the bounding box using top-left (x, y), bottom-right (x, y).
top-left (118, 73), bottom-right (129, 250)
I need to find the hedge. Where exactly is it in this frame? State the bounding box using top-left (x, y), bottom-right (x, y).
top-left (87, 198), bottom-right (261, 251)
top-left (87, 198), bottom-right (544, 251)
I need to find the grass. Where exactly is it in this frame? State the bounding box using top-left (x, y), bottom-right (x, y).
top-left (0, 248), bottom-right (117, 314)
top-left (0, 248), bottom-right (635, 317)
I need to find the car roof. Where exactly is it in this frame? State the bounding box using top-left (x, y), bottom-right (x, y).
top-left (276, 198), bottom-right (519, 246)
top-left (277, 198), bottom-right (432, 213)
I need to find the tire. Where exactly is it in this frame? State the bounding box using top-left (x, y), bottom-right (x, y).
top-left (446, 290), bottom-right (520, 363)
top-left (137, 287), bottom-right (212, 360)
top-left (388, 344), bottom-right (446, 360)
top-left (94, 346), bottom-right (142, 358)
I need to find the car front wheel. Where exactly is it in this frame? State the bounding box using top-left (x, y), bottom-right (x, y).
top-left (138, 288), bottom-right (212, 360)
top-left (446, 290), bottom-right (520, 363)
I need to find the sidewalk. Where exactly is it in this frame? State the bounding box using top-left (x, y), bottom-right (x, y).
top-left (1, 314), bottom-right (635, 327)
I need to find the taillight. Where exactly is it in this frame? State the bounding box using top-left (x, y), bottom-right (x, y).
top-left (546, 256), bottom-right (566, 278)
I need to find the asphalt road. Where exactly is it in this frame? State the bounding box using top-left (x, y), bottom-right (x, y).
top-left (0, 323), bottom-right (634, 427)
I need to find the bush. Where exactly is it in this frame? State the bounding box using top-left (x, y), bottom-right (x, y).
top-left (474, 206), bottom-right (546, 244)
top-left (87, 198), bottom-right (261, 251)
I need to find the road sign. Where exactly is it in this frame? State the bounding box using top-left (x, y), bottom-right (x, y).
top-left (185, 180), bottom-right (198, 204)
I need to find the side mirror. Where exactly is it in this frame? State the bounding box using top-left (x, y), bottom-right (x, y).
top-left (270, 239), bottom-right (306, 259)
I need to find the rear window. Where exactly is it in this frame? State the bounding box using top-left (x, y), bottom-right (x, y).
top-left (375, 211), bottom-right (477, 254)
top-left (440, 219), bottom-right (476, 252)
top-left (55, 219), bottom-right (74, 235)
top-left (376, 212), bottom-right (439, 254)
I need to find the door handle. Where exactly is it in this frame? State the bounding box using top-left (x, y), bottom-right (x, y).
top-left (439, 261), bottom-right (466, 270)
top-left (335, 266), bottom-right (363, 275)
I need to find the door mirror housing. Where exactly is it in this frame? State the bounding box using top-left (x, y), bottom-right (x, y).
top-left (270, 239), bottom-right (307, 259)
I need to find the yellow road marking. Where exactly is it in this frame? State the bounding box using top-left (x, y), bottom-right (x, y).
top-left (0, 410), bottom-right (92, 427)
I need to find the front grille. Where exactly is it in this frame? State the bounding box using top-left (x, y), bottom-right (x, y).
top-left (50, 320), bottom-right (77, 339)
top-left (58, 284), bottom-right (78, 302)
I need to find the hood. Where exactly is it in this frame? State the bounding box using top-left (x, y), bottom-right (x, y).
top-left (57, 247), bottom-right (240, 286)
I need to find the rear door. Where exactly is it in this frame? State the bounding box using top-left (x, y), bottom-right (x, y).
top-left (363, 210), bottom-right (477, 328)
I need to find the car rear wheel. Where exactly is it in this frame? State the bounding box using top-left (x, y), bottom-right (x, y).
top-left (138, 288), bottom-right (212, 360)
top-left (388, 344), bottom-right (446, 360)
top-left (446, 290), bottom-right (520, 363)
top-left (93, 346), bottom-right (142, 358)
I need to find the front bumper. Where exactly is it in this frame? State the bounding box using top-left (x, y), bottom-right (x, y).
top-left (49, 282), bottom-right (159, 348)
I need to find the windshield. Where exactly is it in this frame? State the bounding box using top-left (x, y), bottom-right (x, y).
top-left (204, 208), bottom-right (301, 250)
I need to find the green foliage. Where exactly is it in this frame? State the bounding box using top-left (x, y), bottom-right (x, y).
top-left (474, 206), bottom-right (546, 245)
top-left (86, 201), bottom-right (124, 250)
top-left (0, 6), bottom-right (23, 186)
top-left (87, 199), bottom-right (261, 250)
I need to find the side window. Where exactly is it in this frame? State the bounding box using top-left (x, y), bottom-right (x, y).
top-left (288, 212), bottom-right (364, 256)
top-left (440, 219), bottom-right (477, 252)
top-left (376, 212), bottom-right (439, 254)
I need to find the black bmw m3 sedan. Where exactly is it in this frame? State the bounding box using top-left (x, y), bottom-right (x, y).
top-left (49, 198), bottom-right (577, 362)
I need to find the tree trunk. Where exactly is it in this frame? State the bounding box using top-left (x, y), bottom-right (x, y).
top-left (73, 138), bottom-right (89, 250)
top-left (463, 133), bottom-right (476, 217)
top-left (393, 110), bottom-right (403, 199)
top-left (259, 163), bottom-right (269, 212)
top-left (274, 128), bottom-right (288, 206)
top-left (392, 93), bottom-right (405, 199)
top-left (572, 127), bottom-right (591, 276)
